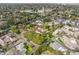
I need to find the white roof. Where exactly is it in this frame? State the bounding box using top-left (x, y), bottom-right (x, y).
top-left (0, 39), bottom-right (4, 46)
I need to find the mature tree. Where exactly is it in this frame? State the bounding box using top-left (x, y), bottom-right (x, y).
top-left (10, 25), bottom-right (20, 34)
top-left (24, 43), bottom-right (33, 54)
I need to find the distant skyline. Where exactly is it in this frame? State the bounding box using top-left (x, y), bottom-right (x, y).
top-left (0, 3), bottom-right (79, 5)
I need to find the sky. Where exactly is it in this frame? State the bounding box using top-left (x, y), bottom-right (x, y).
top-left (0, 0), bottom-right (79, 3)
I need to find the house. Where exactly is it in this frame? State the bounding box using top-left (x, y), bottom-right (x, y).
top-left (0, 33), bottom-right (15, 48)
top-left (0, 39), bottom-right (4, 46)
top-left (0, 20), bottom-right (7, 29)
top-left (34, 20), bottom-right (44, 33)
top-left (35, 26), bottom-right (44, 33)
top-left (5, 47), bottom-right (21, 55)
top-left (0, 32), bottom-right (26, 55)
top-left (35, 20), bottom-right (42, 26)
top-left (52, 25), bottom-right (79, 51)
top-left (49, 38), bottom-right (67, 52)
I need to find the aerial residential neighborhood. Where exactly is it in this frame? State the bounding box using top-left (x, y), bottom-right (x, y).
top-left (0, 3), bottom-right (79, 55)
